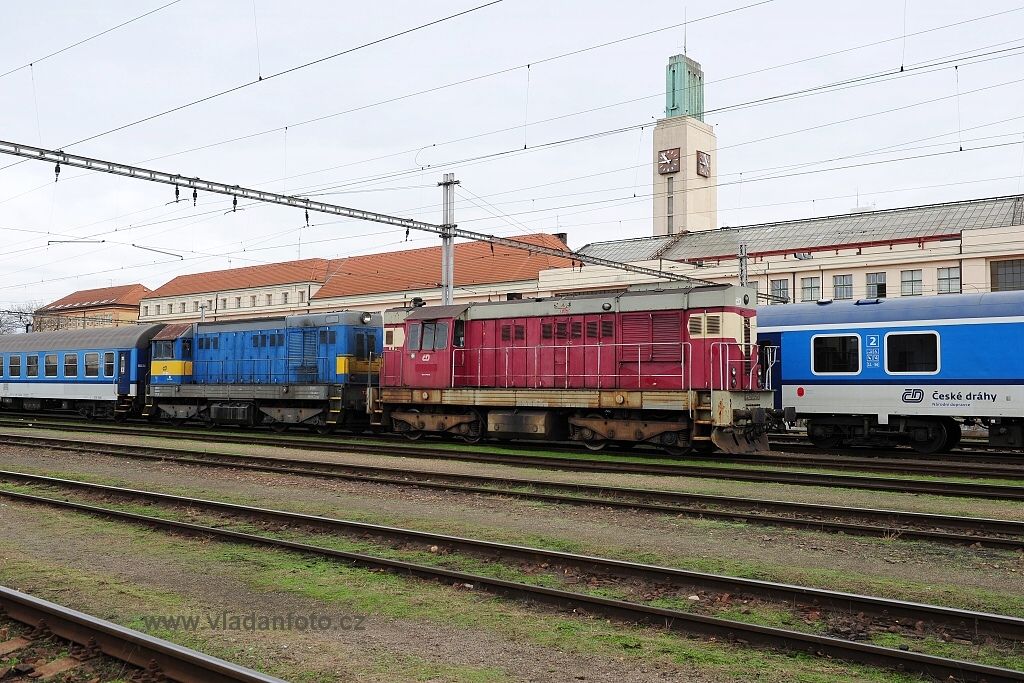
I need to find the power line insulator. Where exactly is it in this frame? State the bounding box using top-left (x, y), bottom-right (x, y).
top-left (174, 185), bottom-right (180, 202)
top-left (54, 162), bottom-right (60, 182)
top-left (232, 196), bottom-right (238, 212)
top-left (305, 209), bottom-right (309, 227)
top-left (193, 188), bottom-right (198, 206)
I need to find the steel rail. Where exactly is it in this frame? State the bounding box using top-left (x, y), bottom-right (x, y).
top-left (4, 430), bottom-right (1023, 500)
top-left (1, 483), bottom-right (1021, 682)
top-left (0, 585), bottom-right (284, 683)
top-left (4, 435), bottom-right (1023, 550)
top-left (4, 417), bottom-right (1024, 477)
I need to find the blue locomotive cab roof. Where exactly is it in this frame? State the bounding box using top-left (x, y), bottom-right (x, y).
top-left (757, 290), bottom-right (1024, 331)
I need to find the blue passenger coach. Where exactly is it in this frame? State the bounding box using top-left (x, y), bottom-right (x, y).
top-left (0, 325), bottom-right (164, 420)
top-left (147, 312), bottom-right (381, 431)
top-left (757, 291), bottom-right (1024, 453)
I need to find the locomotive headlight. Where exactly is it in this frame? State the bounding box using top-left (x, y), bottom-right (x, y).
top-left (360, 312), bottom-right (372, 324)
top-left (730, 368), bottom-right (737, 376)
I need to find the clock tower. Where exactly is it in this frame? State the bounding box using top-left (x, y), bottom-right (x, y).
top-left (652, 54), bottom-right (717, 236)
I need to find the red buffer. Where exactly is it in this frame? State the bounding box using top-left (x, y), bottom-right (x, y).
top-left (375, 284), bottom-right (775, 455)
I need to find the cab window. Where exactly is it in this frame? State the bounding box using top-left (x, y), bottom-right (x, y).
top-left (407, 323), bottom-right (422, 351)
top-left (153, 341), bottom-right (175, 360)
top-left (432, 322), bottom-right (449, 350)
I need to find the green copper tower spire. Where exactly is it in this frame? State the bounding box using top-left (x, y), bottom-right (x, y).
top-left (665, 54), bottom-right (704, 121)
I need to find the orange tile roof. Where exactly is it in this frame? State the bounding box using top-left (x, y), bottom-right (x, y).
top-left (145, 258), bottom-right (332, 298)
top-left (39, 283), bottom-right (151, 311)
top-left (312, 233), bottom-right (573, 300)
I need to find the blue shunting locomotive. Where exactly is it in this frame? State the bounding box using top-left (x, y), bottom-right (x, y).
top-left (757, 290), bottom-right (1024, 453)
top-left (147, 312), bottom-right (382, 431)
top-left (0, 325), bottom-right (163, 420)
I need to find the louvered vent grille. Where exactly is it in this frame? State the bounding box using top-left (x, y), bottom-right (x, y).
top-left (706, 314), bottom-right (722, 336)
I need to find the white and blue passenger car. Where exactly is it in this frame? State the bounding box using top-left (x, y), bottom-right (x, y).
top-left (0, 325), bottom-right (163, 420)
top-left (757, 291), bottom-right (1024, 453)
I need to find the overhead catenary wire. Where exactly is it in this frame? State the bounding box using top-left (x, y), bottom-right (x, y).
top-left (0, 0), bottom-right (184, 81)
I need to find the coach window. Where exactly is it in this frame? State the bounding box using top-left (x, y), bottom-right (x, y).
top-left (64, 353), bottom-right (78, 377)
top-left (84, 353), bottom-right (99, 378)
top-left (885, 332), bottom-right (939, 374)
top-left (811, 334), bottom-right (860, 375)
top-left (27, 355), bottom-right (39, 378)
top-left (103, 352), bottom-right (115, 377)
top-left (9, 355), bottom-right (20, 378)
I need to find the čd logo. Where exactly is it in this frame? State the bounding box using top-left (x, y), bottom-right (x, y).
top-left (901, 389), bottom-right (924, 403)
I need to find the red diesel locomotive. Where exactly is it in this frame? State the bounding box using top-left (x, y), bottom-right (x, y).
top-left (374, 284), bottom-right (773, 455)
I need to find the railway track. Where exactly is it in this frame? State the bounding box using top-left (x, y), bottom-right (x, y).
top-left (2, 434), bottom-right (1023, 550)
top-left (0, 584), bottom-right (283, 682)
top-left (0, 472), bottom-right (1021, 682)
top-left (4, 429), bottom-right (1024, 501)
top-left (2, 416), bottom-right (1024, 479)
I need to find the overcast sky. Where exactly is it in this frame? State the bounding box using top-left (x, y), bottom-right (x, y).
top-left (1, 0), bottom-right (1023, 307)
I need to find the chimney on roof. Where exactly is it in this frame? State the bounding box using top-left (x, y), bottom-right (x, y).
top-left (553, 232), bottom-right (568, 245)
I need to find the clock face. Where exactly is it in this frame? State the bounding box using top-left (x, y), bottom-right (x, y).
top-left (696, 150), bottom-right (711, 178)
top-left (657, 147), bottom-right (680, 175)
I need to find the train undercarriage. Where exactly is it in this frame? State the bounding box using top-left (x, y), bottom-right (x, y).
top-left (379, 388), bottom-right (772, 455)
top-left (806, 414), bottom-right (1024, 453)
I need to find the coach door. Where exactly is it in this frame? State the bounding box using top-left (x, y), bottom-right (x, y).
top-left (116, 351), bottom-right (131, 395)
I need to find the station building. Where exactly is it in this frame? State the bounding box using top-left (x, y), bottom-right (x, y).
top-left (33, 283), bottom-right (150, 331)
top-left (136, 233), bottom-right (571, 323)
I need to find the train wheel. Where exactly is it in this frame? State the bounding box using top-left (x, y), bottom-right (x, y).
top-left (662, 444), bottom-right (692, 457)
top-left (270, 422), bottom-right (289, 433)
top-left (909, 420), bottom-right (948, 455)
top-left (169, 418), bottom-right (187, 428)
top-left (579, 413), bottom-right (607, 451)
top-left (314, 424), bottom-right (335, 436)
top-left (938, 418), bottom-right (961, 453)
top-left (461, 410), bottom-right (484, 444)
top-left (402, 409), bottom-right (424, 441)
top-left (807, 422), bottom-right (842, 449)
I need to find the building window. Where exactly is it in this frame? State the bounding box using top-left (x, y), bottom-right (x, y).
top-left (250, 295), bottom-right (257, 307)
top-left (282, 292), bottom-right (289, 304)
top-left (299, 291), bottom-right (306, 303)
top-left (991, 259), bottom-right (1024, 291)
top-left (266, 294), bottom-right (273, 305)
top-left (155, 304), bottom-right (161, 315)
top-left (63, 353), bottom-right (78, 377)
top-left (193, 301), bottom-right (200, 312)
top-left (235, 296), bottom-right (242, 308)
top-left (937, 266), bottom-right (961, 294)
top-left (901, 269), bottom-right (923, 296)
top-left (800, 276), bottom-right (821, 302)
top-left (832, 274), bottom-right (853, 300)
top-left (666, 176), bottom-right (674, 235)
top-left (769, 279), bottom-right (789, 304)
top-left (177, 302), bottom-right (184, 313)
top-left (866, 272), bottom-right (886, 298)
top-left (207, 299), bottom-right (213, 311)
top-left (142, 305), bottom-right (149, 316)
top-left (221, 298), bottom-right (227, 309)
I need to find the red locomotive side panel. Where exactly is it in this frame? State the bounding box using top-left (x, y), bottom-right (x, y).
top-left (378, 286), bottom-right (773, 455)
